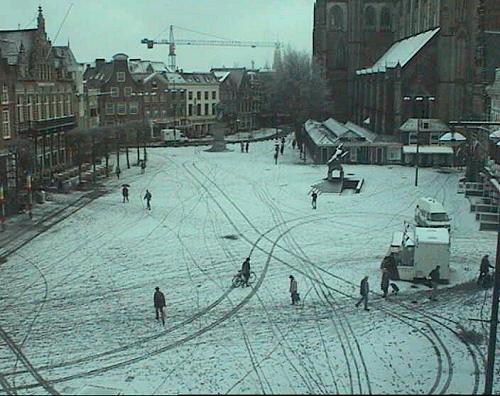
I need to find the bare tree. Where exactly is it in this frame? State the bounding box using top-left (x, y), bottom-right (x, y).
top-left (265, 48), bottom-right (330, 133)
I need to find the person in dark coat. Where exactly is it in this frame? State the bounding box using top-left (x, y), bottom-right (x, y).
top-left (428, 265), bottom-right (440, 301)
top-left (289, 275), bottom-right (298, 305)
top-left (355, 276), bottom-right (370, 311)
top-left (245, 141), bottom-right (249, 153)
top-left (381, 268), bottom-right (390, 298)
top-left (144, 189), bottom-right (152, 210)
top-left (292, 139), bottom-right (296, 150)
top-left (311, 191), bottom-right (318, 209)
top-left (154, 287), bottom-right (166, 325)
top-left (122, 186), bottom-right (129, 203)
top-left (274, 151), bottom-right (278, 165)
top-left (241, 257), bottom-right (251, 287)
top-left (116, 166), bottom-right (121, 179)
top-left (478, 254), bottom-right (494, 284)
top-left (240, 142), bottom-right (244, 152)
top-left (280, 143), bottom-right (284, 155)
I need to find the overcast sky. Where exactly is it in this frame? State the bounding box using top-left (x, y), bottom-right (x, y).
top-left (2, 0), bottom-right (315, 71)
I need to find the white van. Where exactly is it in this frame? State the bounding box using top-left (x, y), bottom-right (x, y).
top-left (414, 197), bottom-right (451, 229)
top-left (162, 128), bottom-right (188, 143)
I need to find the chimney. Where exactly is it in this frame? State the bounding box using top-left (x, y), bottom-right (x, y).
top-left (95, 58), bottom-right (106, 69)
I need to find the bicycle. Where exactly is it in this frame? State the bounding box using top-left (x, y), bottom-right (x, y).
top-left (232, 270), bottom-right (256, 288)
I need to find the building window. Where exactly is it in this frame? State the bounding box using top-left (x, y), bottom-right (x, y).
top-left (124, 87), bottom-right (132, 97)
top-left (329, 5), bottom-right (345, 31)
top-left (111, 87), bottom-right (119, 97)
top-left (188, 104), bottom-right (193, 116)
top-left (364, 6), bottom-right (376, 29)
top-left (35, 94), bottom-right (41, 120)
top-left (205, 103), bottom-right (209, 115)
top-left (2, 109), bottom-right (10, 138)
top-left (1, 84), bottom-right (8, 104)
top-left (212, 91), bottom-right (216, 100)
top-left (188, 91), bottom-right (193, 100)
top-left (212, 103), bottom-right (216, 115)
top-left (197, 103), bottom-right (201, 115)
top-left (44, 95), bottom-right (50, 119)
top-left (117, 103), bottom-right (127, 115)
top-left (129, 101), bottom-right (138, 114)
top-left (17, 96), bottom-right (24, 122)
top-left (117, 72), bottom-right (126, 82)
top-left (204, 91), bottom-right (209, 100)
top-left (106, 103), bottom-right (115, 115)
top-left (27, 95), bottom-right (33, 121)
top-left (381, 7), bottom-right (392, 30)
top-left (197, 91), bottom-right (201, 100)
top-left (59, 94), bottom-right (64, 116)
top-left (66, 94), bottom-right (72, 115)
top-left (52, 95), bottom-right (58, 118)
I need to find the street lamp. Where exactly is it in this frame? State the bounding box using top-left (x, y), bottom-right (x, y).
top-left (403, 95), bottom-right (435, 187)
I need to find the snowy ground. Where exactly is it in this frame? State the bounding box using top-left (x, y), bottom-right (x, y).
top-left (0, 137), bottom-right (497, 395)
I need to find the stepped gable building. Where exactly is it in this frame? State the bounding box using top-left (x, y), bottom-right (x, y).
top-left (313, 0), bottom-right (500, 136)
top-left (0, 6), bottom-right (79, 198)
top-left (211, 67), bottom-right (261, 132)
top-left (84, 54), bottom-right (145, 128)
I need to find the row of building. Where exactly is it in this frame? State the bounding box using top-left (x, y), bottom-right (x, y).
top-left (0, 7), bottom-right (271, 214)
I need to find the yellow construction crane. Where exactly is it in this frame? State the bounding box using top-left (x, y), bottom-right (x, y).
top-left (141, 25), bottom-right (281, 71)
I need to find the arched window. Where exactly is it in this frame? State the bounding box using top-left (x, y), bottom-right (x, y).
top-left (335, 42), bottom-right (347, 69)
top-left (381, 7), bottom-right (392, 30)
top-left (365, 6), bottom-right (376, 29)
top-left (329, 5), bottom-right (345, 31)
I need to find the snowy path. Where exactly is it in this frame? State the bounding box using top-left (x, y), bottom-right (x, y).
top-left (0, 139), bottom-right (497, 394)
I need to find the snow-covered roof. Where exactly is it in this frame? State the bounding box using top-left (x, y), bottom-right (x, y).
top-left (489, 130), bottom-right (500, 139)
top-left (403, 145), bottom-right (453, 155)
top-left (415, 227), bottom-right (450, 245)
top-left (164, 72), bottom-right (186, 84)
top-left (323, 118), bottom-right (350, 138)
top-left (357, 28), bottom-right (440, 74)
top-left (304, 119), bottom-right (338, 146)
top-left (399, 118), bottom-right (450, 133)
top-left (213, 71), bottom-right (231, 82)
top-left (344, 122), bottom-right (377, 143)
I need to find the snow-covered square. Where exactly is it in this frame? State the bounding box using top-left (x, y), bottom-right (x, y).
top-left (0, 138), bottom-right (497, 395)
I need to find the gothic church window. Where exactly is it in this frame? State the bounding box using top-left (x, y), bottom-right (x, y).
top-left (329, 5), bottom-right (345, 31)
top-left (364, 6), bottom-right (376, 30)
top-left (381, 7), bottom-right (392, 30)
top-left (335, 42), bottom-right (347, 69)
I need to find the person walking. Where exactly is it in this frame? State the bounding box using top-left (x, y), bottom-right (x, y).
top-left (280, 143), bottom-right (284, 155)
top-left (292, 139), bottom-right (296, 150)
top-left (311, 191), bottom-right (318, 209)
top-left (381, 268), bottom-right (390, 298)
top-left (289, 275), bottom-right (299, 305)
top-left (478, 254), bottom-right (494, 285)
top-left (240, 142), bottom-right (244, 152)
top-left (241, 257), bottom-right (251, 287)
top-left (115, 166), bottom-right (121, 180)
top-left (141, 160), bottom-right (146, 174)
top-left (428, 265), bottom-right (440, 301)
top-left (274, 151), bottom-right (278, 165)
top-left (245, 141), bottom-right (249, 153)
top-left (122, 186), bottom-right (129, 203)
top-left (144, 189), bottom-right (152, 210)
top-left (154, 286), bottom-right (166, 325)
top-left (355, 276), bottom-right (370, 311)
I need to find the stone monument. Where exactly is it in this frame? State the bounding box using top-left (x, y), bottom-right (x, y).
top-left (205, 103), bottom-right (231, 152)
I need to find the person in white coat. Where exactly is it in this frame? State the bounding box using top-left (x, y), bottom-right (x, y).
top-left (289, 275), bottom-right (298, 305)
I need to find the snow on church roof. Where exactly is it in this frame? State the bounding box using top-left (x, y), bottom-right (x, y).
top-left (356, 28), bottom-right (440, 74)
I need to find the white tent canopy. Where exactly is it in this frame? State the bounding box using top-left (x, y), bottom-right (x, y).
top-left (489, 130), bottom-right (500, 139)
top-left (439, 132), bottom-right (466, 142)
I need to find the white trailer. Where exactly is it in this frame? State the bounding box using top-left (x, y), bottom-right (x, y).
top-left (389, 226), bottom-right (450, 283)
top-left (162, 128), bottom-right (188, 143)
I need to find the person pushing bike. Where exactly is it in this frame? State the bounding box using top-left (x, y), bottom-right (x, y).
top-left (241, 257), bottom-right (251, 287)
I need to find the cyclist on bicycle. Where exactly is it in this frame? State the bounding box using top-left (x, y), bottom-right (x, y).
top-left (241, 257), bottom-right (251, 287)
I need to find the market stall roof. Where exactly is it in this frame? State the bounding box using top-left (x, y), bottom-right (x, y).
top-left (402, 145), bottom-right (453, 154)
top-left (400, 118), bottom-right (450, 133)
top-left (439, 132), bottom-right (466, 142)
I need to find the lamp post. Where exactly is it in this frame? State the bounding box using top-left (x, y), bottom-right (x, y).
top-left (0, 183), bottom-right (5, 231)
top-left (26, 172), bottom-right (32, 219)
top-left (403, 95), bottom-right (435, 187)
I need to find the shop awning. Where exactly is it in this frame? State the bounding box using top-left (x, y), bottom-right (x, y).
top-left (403, 145), bottom-right (453, 155)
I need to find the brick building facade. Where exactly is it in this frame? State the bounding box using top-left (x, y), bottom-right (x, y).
top-left (0, 7), bottom-right (79, 212)
top-left (313, 0), bottom-right (500, 135)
